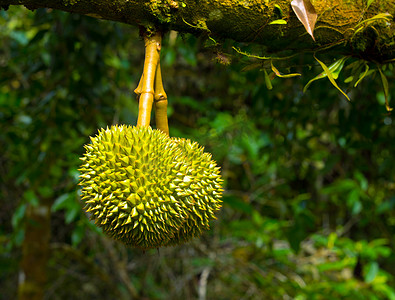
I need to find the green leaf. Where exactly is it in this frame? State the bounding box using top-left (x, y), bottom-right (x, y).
top-left (327, 232), bottom-right (337, 249)
top-left (358, 13), bottom-right (392, 26)
top-left (321, 179), bottom-right (357, 194)
top-left (252, 210), bottom-right (264, 226)
top-left (347, 189), bottom-right (361, 215)
top-left (271, 61), bottom-right (301, 78)
top-left (367, 0), bottom-right (375, 8)
top-left (344, 76), bottom-right (354, 83)
top-left (38, 186), bottom-right (54, 198)
top-left (71, 224), bottom-right (85, 247)
top-left (274, 4), bottom-right (283, 17)
top-left (23, 190), bottom-right (39, 207)
top-left (304, 56), bottom-right (346, 89)
top-left (12, 204), bottom-right (27, 228)
top-left (210, 112), bottom-right (234, 134)
top-left (65, 206), bottom-right (80, 224)
top-left (263, 69), bottom-right (273, 90)
top-left (378, 67), bottom-right (393, 111)
top-left (318, 258), bottom-right (353, 272)
top-left (10, 31), bottom-right (29, 45)
top-left (52, 192), bottom-right (81, 224)
top-left (352, 200), bottom-right (362, 215)
top-left (365, 261), bottom-right (379, 283)
top-left (381, 286), bottom-right (395, 300)
top-left (269, 19), bottom-right (287, 25)
top-left (52, 193), bottom-right (72, 212)
top-left (304, 56), bottom-right (350, 101)
top-left (354, 63), bottom-right (371, 87)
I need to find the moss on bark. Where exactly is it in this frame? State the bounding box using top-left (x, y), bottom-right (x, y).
top-left (1, 0), bottom-right (394, 60)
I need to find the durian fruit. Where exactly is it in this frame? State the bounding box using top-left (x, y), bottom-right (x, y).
top-left (79, 125), bottom-right (223, 249)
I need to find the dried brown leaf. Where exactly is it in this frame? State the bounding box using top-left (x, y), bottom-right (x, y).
top-left (291, 0), bottom-right (317, 41)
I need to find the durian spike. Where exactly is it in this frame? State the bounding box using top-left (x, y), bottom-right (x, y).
top-left (134, 31), bottom-right (162, 128)
top-left (154, 63), bottom-right (169, 136)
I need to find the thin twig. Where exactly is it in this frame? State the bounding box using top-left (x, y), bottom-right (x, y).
top-left (198, 267), bottom-right (211, 300)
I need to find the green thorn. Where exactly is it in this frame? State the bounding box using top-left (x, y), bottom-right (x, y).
top-left (131, 207), bottom-right (139, 218)
top-left (125, 215), bottom-right (132, 224)
top-left (136, 203), bottom-right (145, 212)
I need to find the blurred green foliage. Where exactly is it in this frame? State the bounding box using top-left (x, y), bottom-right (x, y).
top-left (1, 6), bottom-right (395, 300)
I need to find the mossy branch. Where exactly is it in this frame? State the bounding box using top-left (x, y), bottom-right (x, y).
top-left (0, 0), bottom-right (394, 60)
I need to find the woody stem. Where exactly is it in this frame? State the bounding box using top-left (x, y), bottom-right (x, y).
top-left (134, 31), bottom-right (162, 128)
top-left (154, 63), bottom-right (169, 136)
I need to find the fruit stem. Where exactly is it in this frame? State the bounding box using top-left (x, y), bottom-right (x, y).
top-left (135, 31), bottom-right (162, 129)
top-left (154, 63), bottom-right (169, 136)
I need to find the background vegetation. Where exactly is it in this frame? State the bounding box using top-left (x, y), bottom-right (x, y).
top-left (1, 7), bottom-right (394, 300)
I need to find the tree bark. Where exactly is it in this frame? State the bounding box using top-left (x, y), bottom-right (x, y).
top-left (0, 0), bottom-right (394, 61)
top-left (18, 199), bottom-right (51, 300)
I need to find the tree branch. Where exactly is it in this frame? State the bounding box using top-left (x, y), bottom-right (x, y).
top-left (0, 0), bottom-right (394, 60)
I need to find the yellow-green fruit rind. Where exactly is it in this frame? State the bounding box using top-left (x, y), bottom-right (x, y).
top-left (163, 138), bottom-right (223, 246)
top-left (79, 125), bottom-right (223, 249)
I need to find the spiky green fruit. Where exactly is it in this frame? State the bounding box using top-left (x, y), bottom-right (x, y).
top-left (79, 125), bottom-right (223, 249)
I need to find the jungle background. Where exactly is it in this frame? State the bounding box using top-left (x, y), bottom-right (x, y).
top-left (0, 6), bottom-right (394, 300)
